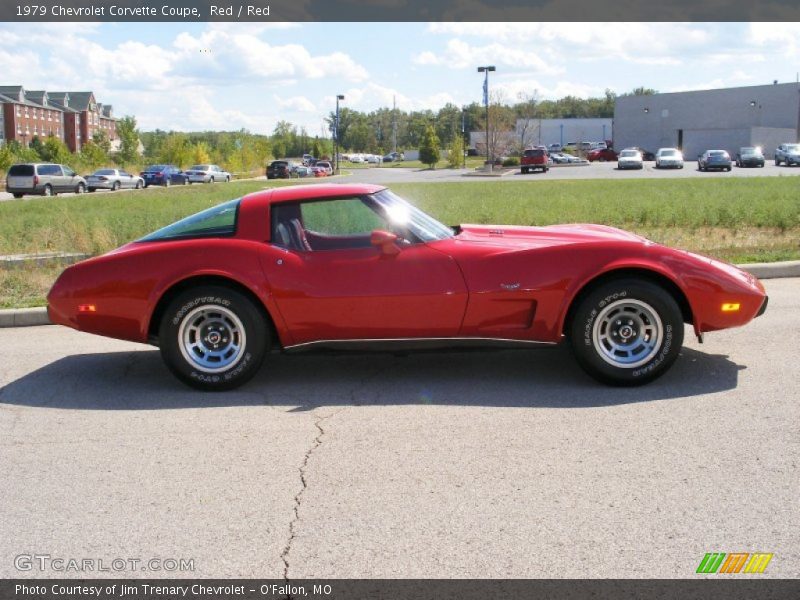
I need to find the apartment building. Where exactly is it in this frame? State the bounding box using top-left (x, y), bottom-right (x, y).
top-left (0, 85), bottom-right (119, 152)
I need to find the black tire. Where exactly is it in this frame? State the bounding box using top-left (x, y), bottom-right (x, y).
top-left (112, 181), bottom-right (120, 191)
top-left (164, 178), bottom-right (171, 187)
top-left (88, 188), bottom-right (96, 193)
top-left (159, 286), bottom-right (269, 391)
top-left (209, 177), bottom-right (215, 184)
top-left (136, 180), bottom-right (143, 189)
top-left (13, 193), bottom-right (23, 199)
top-left (726, 166), bottom-right (731, 172)
top-left (569, 279), bottom-right (684, 386)
top-left (183, 177), bottom-right (189, 185)
top-left (43, 184), bottom-right (53, 197)
top-left (76, 183), bottom-right (86, 194)
top-left (521, 167), bottom-right (528, 174)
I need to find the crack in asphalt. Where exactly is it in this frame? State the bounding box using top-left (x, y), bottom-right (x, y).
top-left (280, 410), bottom-right (341, 589)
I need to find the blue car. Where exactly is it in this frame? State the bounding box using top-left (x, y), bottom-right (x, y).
top-left (140, 164), bottom-right (188, 187)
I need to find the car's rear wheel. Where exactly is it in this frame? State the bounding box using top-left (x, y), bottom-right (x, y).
top-left (164, 178), bottom-right (171, 187)
top-left (76, 183), bottom-right (86, 194)
top-left (159, 286), bottom-right (269, 391)
top-left (13, 193), bottom-right (23, 199)
top-left (569, 279), bottom-right (684, 386)
top-left (43, 184), bottom-right (53, 197)
top-left (112, 181), bottom-right (120, 191)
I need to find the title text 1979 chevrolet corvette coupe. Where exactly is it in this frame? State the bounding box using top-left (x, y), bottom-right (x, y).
top-left (47, 184), bottom-right (767, 391)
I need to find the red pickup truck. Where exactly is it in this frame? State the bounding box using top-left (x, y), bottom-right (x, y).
top-left (521, 148), bottom-right (550, 174)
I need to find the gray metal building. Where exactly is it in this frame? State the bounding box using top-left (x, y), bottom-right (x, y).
top-left (614, 82), bottom-right (800, 159)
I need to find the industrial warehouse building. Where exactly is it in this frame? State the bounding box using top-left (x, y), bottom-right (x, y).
top-left (614, 82), bottom-right (800, 159)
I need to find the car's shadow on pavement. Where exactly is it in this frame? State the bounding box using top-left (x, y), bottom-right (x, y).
top-left (0, 345), bottom-right (744, 411)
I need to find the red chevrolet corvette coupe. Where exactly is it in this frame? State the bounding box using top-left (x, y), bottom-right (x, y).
top-left (48, 183), bottom-right (767, 390)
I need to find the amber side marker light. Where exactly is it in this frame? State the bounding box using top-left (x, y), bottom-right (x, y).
top-left (78, 304), bottom-right (97, 313)
top-left (721, 303), bottom-right (741, 312)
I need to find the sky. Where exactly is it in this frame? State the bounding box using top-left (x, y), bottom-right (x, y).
top-left (1, 22), bottom-right (799, 135)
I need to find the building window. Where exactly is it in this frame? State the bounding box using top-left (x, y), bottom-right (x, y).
top-left (16, 106), bottom-right (20, 117)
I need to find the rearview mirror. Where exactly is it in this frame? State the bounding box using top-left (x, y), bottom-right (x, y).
top-left (370, 230), bottom-right (400, 255)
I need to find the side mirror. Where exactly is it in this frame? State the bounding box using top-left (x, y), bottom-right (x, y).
top-left (370, 230), bottom-right (400, 255)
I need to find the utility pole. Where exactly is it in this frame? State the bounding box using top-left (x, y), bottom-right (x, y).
top-left (392, 95), bottom-right (397, 153)
top-left (335, 94), bottom-right (344, 174)
top-left (477, 66), bottom-right (495, 165)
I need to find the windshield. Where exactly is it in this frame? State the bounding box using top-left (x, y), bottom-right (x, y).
top-left (661, 150), bottom-right (677, 156)
top-left (786, 144), bottom-right (800, 152)
top-left (371, 189), bottom-right (454, 243)
top-left (145, 165), bottom-right (167, 172)
top-left (139, 198), bottom-right (241, 242)
top-left (619, 151), bottom-right (639, 158)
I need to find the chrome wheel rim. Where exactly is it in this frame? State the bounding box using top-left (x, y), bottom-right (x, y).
top-left (592, 299), bottom-right (663, 368)
top-left (178, 305), bottom-right (247, 373)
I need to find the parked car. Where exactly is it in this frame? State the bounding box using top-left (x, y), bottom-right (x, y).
top-left (365, 155), bottom-right (381, 164)
top-left (548, 143), bottom-right (563, 153)
top-left (698, 150), bottom-right (732, 172)
top-left (549, 152), bottom-right (571, 164)
top-left (734, 147), bottom-right (764, 168)
top-left (266, 160), bottom-right (298, 179)
top-left (655, 148), bottom-right (684, 169)
top-left (140, 165), bottom-right (187, 187)
top-left (301, 154), bottom-right (315, 166)
top-left (294, 166), bottom-right (313, 178)
top-left (184, 165), bottom-right (231, 184)
top-left (315, 161), bottom-right (333, 175)
top-left (310, 166), bottom-right (327, 177)
top-left (350, 154), bottom-right (364, 163)
top-left (587, 148), bottom-right (618, 162)
top-left (6, 163), bottom-right (86, 198)
top-left (617, 149), bottom-right (644, 170)
top-left (47, 183), bottom-right (768, 391)
top-left (520, 148), bottom-right (549, 173)
top-left (774, 143), bottom-right (800, 166)
top-left (382, 152), bottom-right (405, 163)
top-left (86, 168), bottom-right (144, 192)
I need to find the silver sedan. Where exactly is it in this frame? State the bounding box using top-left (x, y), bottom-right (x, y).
top-left (86, 168), bottom-right (144, 192)
top-left (185, 164), bottom-right (232, 184)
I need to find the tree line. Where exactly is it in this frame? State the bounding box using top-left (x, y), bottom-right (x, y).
top-left (0, 87), bottom-right (656, 177)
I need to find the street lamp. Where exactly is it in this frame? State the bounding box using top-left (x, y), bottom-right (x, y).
top-left (461, 105), bottom-right (467, 169)
top-left (477, 65), bottom-right (495, 165)
top-left (334, 94), bottom-right (344, 174)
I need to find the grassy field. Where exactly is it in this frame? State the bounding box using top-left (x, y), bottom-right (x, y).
top-left (1, 176), bottom-right (798, 308)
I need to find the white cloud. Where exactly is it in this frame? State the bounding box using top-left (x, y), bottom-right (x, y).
top-left (413, 38), bottom-right (560, 74)
top-left (274, 95), bottom-right (317, 113)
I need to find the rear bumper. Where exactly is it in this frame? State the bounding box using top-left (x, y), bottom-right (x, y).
top-left (756, 296), bottom-right (769, 318)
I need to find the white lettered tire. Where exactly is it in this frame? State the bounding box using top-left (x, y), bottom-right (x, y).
top-left (159, 286), bottom-right (268, 390)
top-left (570, 279), bottom-right (684, 386)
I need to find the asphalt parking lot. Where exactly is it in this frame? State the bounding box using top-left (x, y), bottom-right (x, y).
top-left (1, 278), bottom-right (797, 579)
top-left (1, 162), bottom-right (799, 201)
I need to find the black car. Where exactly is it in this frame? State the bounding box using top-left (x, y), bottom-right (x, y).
top-left (735, 147), bottom-right (765, 168)
top-left (698, 150), bottom-right (732, 172)
top-left (140, 164), bottom-right (188, 187)
top-left (266, 160), bottom-right (298, 179)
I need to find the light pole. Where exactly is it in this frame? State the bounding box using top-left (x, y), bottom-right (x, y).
top-left (334, 94), bottom-right (344, 174)
top-left (477, 65), bottom-right (495, 165)
top-left (461, 106), bottom-right (467, 169)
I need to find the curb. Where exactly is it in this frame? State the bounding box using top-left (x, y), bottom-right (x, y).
top-left (1, 261), bottom-right (798, 329)
top-left (0, 307), bottom-right (50, 328)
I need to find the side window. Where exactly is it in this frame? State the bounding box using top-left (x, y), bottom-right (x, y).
top-left (271, 198), bottom-right (389, 252)
top-left (39, 165), bottom-right (60, 176)
top-left (63, 167), bottom-right (75, 177)
top-left (120, 170), bottom-right (129, 177)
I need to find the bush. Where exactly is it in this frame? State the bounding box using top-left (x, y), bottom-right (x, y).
top-left (418, 125), bottom-right (441, 168)
top-left (502, 157), bottom-right (519, 167)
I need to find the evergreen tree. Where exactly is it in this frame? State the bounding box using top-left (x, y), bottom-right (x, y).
top-left (418, 124), bottom-right (440, 169)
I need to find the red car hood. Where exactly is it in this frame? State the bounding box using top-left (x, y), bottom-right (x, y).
top-left (455, 223), bottom-right (645, 248)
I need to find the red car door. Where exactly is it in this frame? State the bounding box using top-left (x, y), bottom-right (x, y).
top-left (261, 198), bottom-right (468, 345)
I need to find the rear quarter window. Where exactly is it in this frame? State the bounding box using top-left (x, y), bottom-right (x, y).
top-left (38, 165), bottom-right (61, 176)
top-left (8, 165), bottom-right (34, 176)
top-left (139, 198), bottom-right (241, 242)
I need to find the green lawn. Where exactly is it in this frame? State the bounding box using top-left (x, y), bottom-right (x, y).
top-left (1, 176), bottom-right (798, 308)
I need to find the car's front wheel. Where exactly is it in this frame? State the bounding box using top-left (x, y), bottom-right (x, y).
top-left (569, 279), bottom-right (684, 386)
top-left (159, 286), bottom-right (269, 391)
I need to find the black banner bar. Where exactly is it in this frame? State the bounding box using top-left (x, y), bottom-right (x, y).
top-left (3, 579), bottom-right (800, 600)
top-left (2, 0), bottom-right (800, 22)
